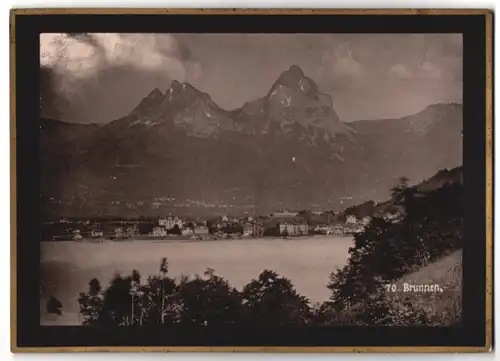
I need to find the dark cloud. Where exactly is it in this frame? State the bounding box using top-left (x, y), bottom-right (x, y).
top-left (40, 33), bottom-right (198, 123)
top-left (40, 33), bottom-right (462, 123)
top-left (40, 66), bottom-right (69, 120)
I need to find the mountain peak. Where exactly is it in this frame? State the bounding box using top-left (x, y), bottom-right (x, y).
top-left (130, 88), bottom-right (165, 118)
top-left (166, 81), bottom-right (206, 103)
top-left (287, 65), bottom-right (304, 77)
top-left (148, 88), bottom-right (163, 99)
top-left (267, 65), bottom-right (320, 101)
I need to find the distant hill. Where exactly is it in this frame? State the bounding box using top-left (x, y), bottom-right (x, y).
top-left (341, 165), bottom-right (463, 219)
top-left (40, 65), bottom-right (463, 218)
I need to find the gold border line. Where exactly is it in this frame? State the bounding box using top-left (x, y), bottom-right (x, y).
top-left (9, 8), bottom-right (494, 16)
top-left (9, 9), bottom-right (17, 354)
top-left (484, 11), bottom-right (493, 353)
top-left (11, 346), bottom-right (492, 353)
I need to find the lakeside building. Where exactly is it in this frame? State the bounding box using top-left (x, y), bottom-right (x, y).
top-left (152, 226), bottom-right (168, 237)
top-left (242, 223), bottom-right (252, 236)
top-left (345, 215), bottom-right (357, 224)
top-left (72, 229), bottom-right (83, 241)
top-left (159, 216), bottom-right (183, 229)
top-left (278, 221), bottom-right (308, 236)
top-left (274, 216), bottom-right (308, 236)
top-left (114, 227), bottom-right (125, 238)
top-left (252, 222), bottom-right (264, 237)
top-left (194, 226), bottom-right (209, 235)
top-left (90, 229), bottom-right (104, 238)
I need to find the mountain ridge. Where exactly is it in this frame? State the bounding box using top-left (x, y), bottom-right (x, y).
top-left (40, 66), bottom-right (463, 218)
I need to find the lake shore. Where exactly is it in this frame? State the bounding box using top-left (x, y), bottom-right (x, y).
top-left (46, 234), bottom-right (352, 244)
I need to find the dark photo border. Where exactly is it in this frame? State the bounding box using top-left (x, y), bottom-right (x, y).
top-left (10, 9), bottom-right (493, 353)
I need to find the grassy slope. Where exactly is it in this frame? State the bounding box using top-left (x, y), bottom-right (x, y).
top-left (385, 250), bottom-right (462, 325)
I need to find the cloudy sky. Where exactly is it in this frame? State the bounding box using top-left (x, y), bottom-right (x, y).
top-left (40, 33), bottom-right (462, 123)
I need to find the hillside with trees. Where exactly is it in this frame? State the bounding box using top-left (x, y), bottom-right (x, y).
top-left (45, 173), bottom-right (463, 328)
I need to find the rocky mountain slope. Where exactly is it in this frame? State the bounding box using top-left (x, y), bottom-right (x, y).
top-left (40, 65), bottom-right (463, 218)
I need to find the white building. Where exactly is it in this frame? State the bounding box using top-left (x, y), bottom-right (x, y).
top-left (90, 230), bottom-right (104, 238)
top-left (362, 216), bottom-right (372, 226)
top-left (152, 226), bottom-right (167, 237)
top-left (345, 215), bottom-right (357, 224)
top-left (159, 217), bottom-right (183, 229)
top-left (72, 229), bottom-right (83, 241)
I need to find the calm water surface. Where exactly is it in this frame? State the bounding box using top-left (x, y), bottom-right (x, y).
top-left (40, 236), bottom-right (353, 325)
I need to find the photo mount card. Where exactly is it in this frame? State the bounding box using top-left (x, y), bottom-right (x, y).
top-left (10, 8), bottom-right (493, 353)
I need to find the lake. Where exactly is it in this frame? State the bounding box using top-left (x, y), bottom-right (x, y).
top-left (40, 235), bottom-right (353, 325)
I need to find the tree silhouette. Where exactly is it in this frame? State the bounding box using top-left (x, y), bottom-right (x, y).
top-left (138, 222), bottom-right (154, 235)
top-left (46, 296), bottom-right (63, 316)
top-left (168, 224), bottom-right (182, 235)
top-left (176, 270), bottom-right (244, 327)
top-left (326, 177), bottom-right (463, 325)
top-left (241, 270), bottom-right (312, 327)
top-left (390, 176), bottom-right (410, 199)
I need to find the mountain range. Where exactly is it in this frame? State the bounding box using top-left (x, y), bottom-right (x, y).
top-left (40, 65), bottom-right (463, 218)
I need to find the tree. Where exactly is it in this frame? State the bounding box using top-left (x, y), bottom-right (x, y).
top-left (168, 224), bottom-right (182, 235)
top-left (177, 269), bottom-right (244, 326)
top-left (326, 178), bottom-right (463, 326)
top-left (138, 222), bottom-right (154, 235)
top-left (77, 260), bottom-right (179, 326)
top-left (46, 296), bottom-right (63, 316)
top-left (206, 220), bottom-right (218, 235)
top-left (390, 176), bottom-right (410, 199)
top-left (222, 222), bottom-right (243, 235)
top-left (141, 258), bottom-right (178, 325)
top-left (241, 270), bottom-right (312, 327)
top-left (297, 210), bottom-right (312, 225)
top-left (76, 259), bottom-right (314, 328)
top-left (78, 278), bottom-right (104, 325)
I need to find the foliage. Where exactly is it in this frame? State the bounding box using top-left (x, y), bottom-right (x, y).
top-left (326, 178), bottom-right (463, 325)
top-left (137, 222), bottom-right (155, 235)
top-left (74, 179), bottom-right (462, 328)
top-left (241, 270), bottom-right (312, 327)
top-left (46, 296), bottom-right (63, 316)
top-left (343, 201), bottom-right (377, 220)
top-left (205, 219), bottom-right (219, 235)
top-left (168, 224), bottom-right (182, 235)
top-left (221, 222), bottom-right (244, 235)
top-left (176, 270), bottom-right (244, 326)
top-left (77, 259), bottom-right (311, 328)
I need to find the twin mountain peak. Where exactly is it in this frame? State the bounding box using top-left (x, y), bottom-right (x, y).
top-left (113, 65), bottom-right (350, 140)
top-left (40, 65), bottom-right (463, 217)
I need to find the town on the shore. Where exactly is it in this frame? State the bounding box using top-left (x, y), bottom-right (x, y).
top-left (43, 207), bottom-right (402, 242)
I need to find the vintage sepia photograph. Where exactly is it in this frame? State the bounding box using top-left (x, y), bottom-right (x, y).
top-left (38, 32), bottom-right (465, 329)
